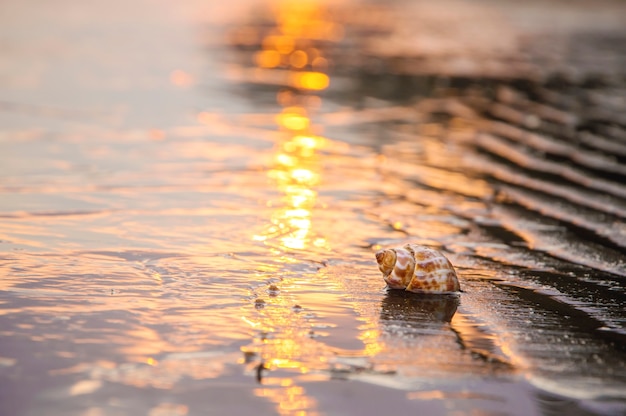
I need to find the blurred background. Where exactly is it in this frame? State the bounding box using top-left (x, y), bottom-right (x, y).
top-left (1, 0), bottom-right (625, 415)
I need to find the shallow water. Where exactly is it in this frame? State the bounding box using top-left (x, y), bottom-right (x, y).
top-left (1, 0), bottom-right (626, 415)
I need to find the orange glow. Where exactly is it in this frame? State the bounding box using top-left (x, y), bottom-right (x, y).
top-left (263, 35), bottom-right (295, 55)
top-left (293, 134), bottom-right (325, 150)
top-left (197, 111), bottom-right (216, 125)
top-left (289, 71), bottom-right (329, 91)
top-left (276, 36), bottom-right (295, 55)
top-left (276, 89), bottom-right (294, 106)
top-left (149, 129), bottom-right (166, 141)
top-left (407, 390), bottom-right (447, 400)
top-left (169, 70), bottom-right (193, 88)
top-left (311, 56), bottom-right (328, 71)
top-left (289, 50), bottom-right (308, 68)
top-left (276, 110), bottom-right (310, 131)
top-left (255, 50), bottom-right (282, 68)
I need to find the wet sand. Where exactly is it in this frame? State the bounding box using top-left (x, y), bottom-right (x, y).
top-left (1, 0), bottom-right (626, 415)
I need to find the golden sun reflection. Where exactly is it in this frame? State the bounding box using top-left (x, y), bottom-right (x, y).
top-left (261, 121), bottom-right (326, 252)
top-left (250, 0), bottom-right (335, 254)
top-left (242, 1), bottom-right (341, 414)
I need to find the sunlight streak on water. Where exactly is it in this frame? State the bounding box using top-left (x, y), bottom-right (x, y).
top-left (240, 3), bottom-right (342, 413)
top-left (1, 0), bottom-right (626, 415)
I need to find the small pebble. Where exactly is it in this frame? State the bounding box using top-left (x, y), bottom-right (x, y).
top-left (268, 284), bottom-right (280, 296)
top-left (256, 362), bottom-right (266, 383)
top-left (242, 350), bottom-right (257, 363)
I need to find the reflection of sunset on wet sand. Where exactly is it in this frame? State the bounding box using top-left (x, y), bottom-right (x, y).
top-left (237, 3), bottom-right (518, 414)
top-left (256, 120), bottom-right (327, 251)
top-left (244, 3), bottom-right (338, 413)
top-left (2, 0), bottom-right (626, 414)
top-left (248, 1), bottom-right (335, 256)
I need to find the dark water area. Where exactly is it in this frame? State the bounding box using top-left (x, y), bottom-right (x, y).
top-left (1, 0), bottom-right (626, 415)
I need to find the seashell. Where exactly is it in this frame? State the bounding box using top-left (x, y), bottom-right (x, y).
top-left (375, 244), bottom-right (460, 293)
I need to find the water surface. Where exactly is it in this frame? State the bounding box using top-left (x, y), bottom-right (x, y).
top-left (1, 1), bottom-right (626, 415)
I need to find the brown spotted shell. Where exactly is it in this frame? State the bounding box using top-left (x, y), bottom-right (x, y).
top-left (375, 244), bottom-right (460, 293)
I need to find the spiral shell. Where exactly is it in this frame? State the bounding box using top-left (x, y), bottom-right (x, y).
top-left (375, 244), bottom-right (460, 293)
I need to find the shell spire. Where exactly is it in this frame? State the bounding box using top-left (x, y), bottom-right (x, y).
top-left (375, 244), bottom-right (460, 294)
